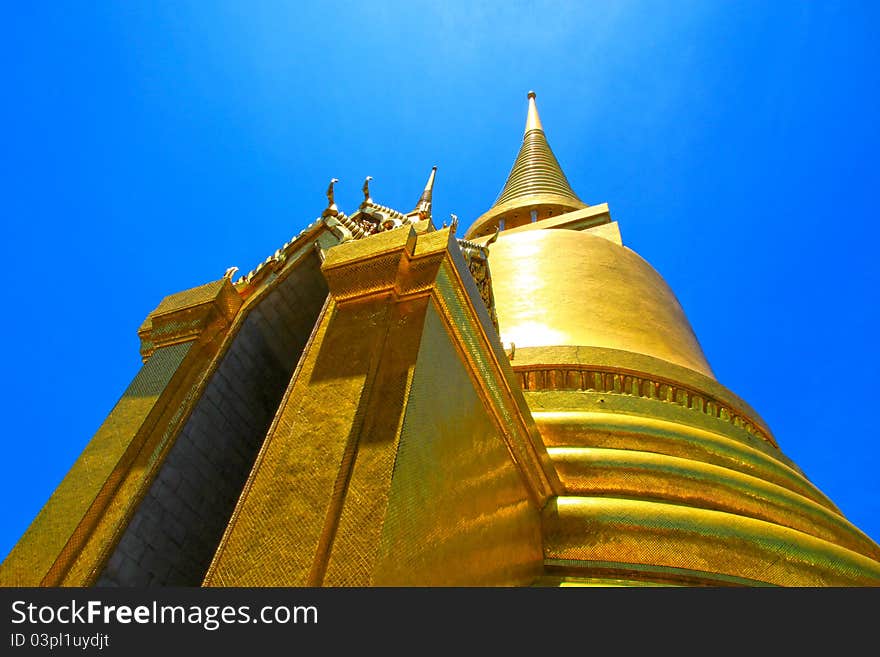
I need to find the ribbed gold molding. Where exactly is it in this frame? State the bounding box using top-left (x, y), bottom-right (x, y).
top-left (530, 404), bottom-right (835, 511)
top-left (524, 384), bottom-right (880, 585)
top-left (549, 446), bottom-right (880, 560)
top-left (543, 497), bottom-right (880, 586)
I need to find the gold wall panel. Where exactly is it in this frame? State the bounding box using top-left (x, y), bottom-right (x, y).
top-left (432, 260), bottom-right (560, 502)
top-left (204, 297), bottom-right (392, 586)
top-left (320, 297), bottom-right (431, 585)
top-left (368, 302), bottom-right (543, 585)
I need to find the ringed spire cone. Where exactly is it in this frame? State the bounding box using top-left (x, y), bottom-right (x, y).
top-left (465, 91), bottom-right (586, 239)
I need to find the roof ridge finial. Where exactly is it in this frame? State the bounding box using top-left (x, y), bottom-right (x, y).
top-left (414, 165), bottom-right (438, 218)
top-left (322, 178), bottom-right (340, 217)
top-left (525, 90), bottom-right (543, 133)
top-left (361, 176), bottom-right (373, 206)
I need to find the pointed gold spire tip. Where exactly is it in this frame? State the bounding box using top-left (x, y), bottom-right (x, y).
top-left (525, 90), bottom-right (543, 133)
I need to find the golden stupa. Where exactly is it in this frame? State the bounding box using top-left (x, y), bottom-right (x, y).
top-left (3, 92), bottom-right (879, 587)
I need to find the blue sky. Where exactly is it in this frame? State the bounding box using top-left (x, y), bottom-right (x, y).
top-left (2, 1), bottom-right (879, 562)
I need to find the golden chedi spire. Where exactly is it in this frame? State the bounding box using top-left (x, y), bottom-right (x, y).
top-left (472, 91), bottom-right (880, 586)
top-left (467, 91), bottom-right (586, 238)
top-left (467, 93), bottom-right (715, 379)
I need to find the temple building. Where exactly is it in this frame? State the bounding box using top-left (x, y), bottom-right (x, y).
top-left (3, 92), bottom-right (879, 587)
